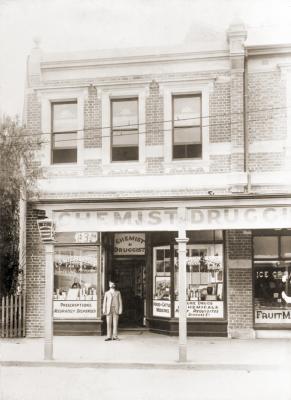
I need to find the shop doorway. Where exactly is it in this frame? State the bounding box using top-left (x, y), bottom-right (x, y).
top-left (112, 259), bottom-right (145, 328)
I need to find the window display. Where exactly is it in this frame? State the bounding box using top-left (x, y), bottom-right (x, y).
top-left (174, 244), bottom-right (224, 318)
top-left (152, 241), bottom-right (224, 319)
top-left (254, 234), bottom-right (291, 325)
top-left (152, 247), bottom-right (171, 317)
top-left (53, 246), bottom-right (98, 320)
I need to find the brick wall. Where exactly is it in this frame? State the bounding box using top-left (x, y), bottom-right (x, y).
top-left (146, 157), bottom-right (164, 174)
top-left (84, 159), bottom-right (102, 176)
top-left (25, 206), bottom-right (45, 337)
top-left (145, 80), bottom-right (164, 146)
top-left (84, 85), bottom-right (102, 148)
top-left (226, 230), bottom-right (254, 338)
top-left (248, 71), bottom-right (286, 143)
top-left (227, 230), bottom-right (252, 259)
top-left (209, 79), bottom-right (231, 143)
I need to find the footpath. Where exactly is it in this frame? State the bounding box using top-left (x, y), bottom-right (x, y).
top-left (1, 332), bottom-right (291, 370)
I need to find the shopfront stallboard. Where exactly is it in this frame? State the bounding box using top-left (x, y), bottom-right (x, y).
top-left (53, 206), bottom-right (291, 232)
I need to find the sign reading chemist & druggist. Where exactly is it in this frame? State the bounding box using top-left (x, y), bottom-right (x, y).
top-left (114, 233), bottom-right (145, 255)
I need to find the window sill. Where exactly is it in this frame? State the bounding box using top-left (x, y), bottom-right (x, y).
top-left (102, 162), bottom-right (146, 175)
top-left (43, 164), bottom-right (84, 177)
top-left (164, 159), bottom-right (209, 173)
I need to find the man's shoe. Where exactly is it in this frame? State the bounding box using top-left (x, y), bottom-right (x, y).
top-left (113, 337), bottom-right (120, 340)
top-left (105, 338), bottom-right (112, 341)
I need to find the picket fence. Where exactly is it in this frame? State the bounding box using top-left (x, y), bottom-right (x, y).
top-left (0, 293), bottom-right (25, 337)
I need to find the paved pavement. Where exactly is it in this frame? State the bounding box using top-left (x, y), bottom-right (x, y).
top-left (1, 332), bottom-right (291, 370)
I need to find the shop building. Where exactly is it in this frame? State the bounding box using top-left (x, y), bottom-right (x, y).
top-left (22, 22), bottom-right (291, 340)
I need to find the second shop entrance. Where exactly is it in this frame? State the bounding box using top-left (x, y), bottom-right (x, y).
top-left (112, 258), bottom-right (145, 328)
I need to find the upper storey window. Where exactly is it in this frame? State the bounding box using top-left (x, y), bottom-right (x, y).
top-left (52, 102), bottom-right (78, 164)
top-left (172, 94), bottom-right (202, 159)
top-left (111, 98), bottom-right (139, 162)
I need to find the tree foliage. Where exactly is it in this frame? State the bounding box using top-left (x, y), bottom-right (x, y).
top-left (0, 116), bottom-right (40, 296)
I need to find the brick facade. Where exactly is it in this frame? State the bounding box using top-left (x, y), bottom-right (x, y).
top-left (25, 206), bottom-right (45, 337)
top-left (23, 23), bottom-right (291, 338)
top-left (226, 230), bottom-right (254, 338)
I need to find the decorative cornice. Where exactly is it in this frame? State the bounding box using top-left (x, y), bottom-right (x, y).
top-left (40, 50), bottom-right (229, 71)
top-left (246, 44), bottom-right (291, 57)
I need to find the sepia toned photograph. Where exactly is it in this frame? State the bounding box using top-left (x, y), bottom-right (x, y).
top-left (1, 0), bottom-right (291, 399)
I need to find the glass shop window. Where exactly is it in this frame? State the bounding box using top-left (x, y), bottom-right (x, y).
top-left (174, 244), bottom-right (224, 319)
top-left (253, 234), bottom-right (291, 326)
top-left (152, 246), bottom-right (171, 318)
top-left (53, 246), bottom-right (98, 320)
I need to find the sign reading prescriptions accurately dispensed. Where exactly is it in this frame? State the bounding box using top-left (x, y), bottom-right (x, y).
top-left (53, 206), bottom-right (291, 232)
top-left (114, 233), bottom-right (145, 255)
top-left (54, 301), bottom-right (97, 320)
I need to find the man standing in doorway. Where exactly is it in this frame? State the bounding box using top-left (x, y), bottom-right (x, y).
top-left (103, 281), bottom-right (123, 341)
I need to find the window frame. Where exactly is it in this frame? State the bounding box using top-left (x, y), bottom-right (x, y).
top-left (100, 86), bottom-right (147, 171)
top-left (172, 93), bottom-right (202, 160)
top-left (110, 97), bottom-right (139, 162)
top-left (51, 100), bottom-right (78, 164)
top-left (160, 80), bottom-right (212, 172)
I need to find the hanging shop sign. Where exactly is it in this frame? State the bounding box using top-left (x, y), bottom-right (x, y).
top-left (114, 233), bottom-right (145, 255)
top-left (175, 300), bottom-right (224, 319)
top-left (53, 206), bottom-right (291, 232)
top-left (255, 309), bottom-right (291, 324)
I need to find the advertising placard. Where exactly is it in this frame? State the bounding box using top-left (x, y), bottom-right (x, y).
top-left (175, 300), bottom-right (224, 318)
top-left (54, 300), bottom-right (97, 320)
top-left (153, 300), bottom-right (171, 317)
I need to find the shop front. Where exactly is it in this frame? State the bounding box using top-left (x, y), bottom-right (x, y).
top-left (35, 199), bottom-right (291, 338)
top-left (253, 230), bottom-right (291, 332)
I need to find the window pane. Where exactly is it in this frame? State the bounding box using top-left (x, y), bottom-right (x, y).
top-left (281, 237), bottom-right (291, 258)
top-left (153, 246), bottom-right (171, 317)
top-left (174, 127), bottom-right (201, 144)
top-left (53, 132), bottom-right (77, 149)
top-left (174, 96), bottom-right (200, 127)
top-left (253, 237), bottom-right (278, 258)
top-left (156, 261), bottom-right (164, 273)
top-left (112, 130), bottom-right (138, 146)
top-left (112, 146), bottom-right (138, 161)
top-left (53, 148), bottom-right (77, 163)
top-left (173, 144), bottom-right (202, 159)
top-left (53, 103), bottom-right (77, 132)
top-left (112, 99), bottom-right (138, 129)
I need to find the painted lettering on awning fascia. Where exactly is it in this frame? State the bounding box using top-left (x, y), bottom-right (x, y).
top-left (53, 206), bottom-right (291, 232)
top-left (187, 207), bottom-right (291, 230)
top-left (54, 209), bottom-right (178, 232)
